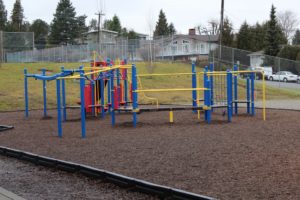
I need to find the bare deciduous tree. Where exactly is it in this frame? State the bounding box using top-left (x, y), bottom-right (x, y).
top-left (197, 19), bottom-right (220, 35)
top-left (277, 10), bottom-right (299, 43)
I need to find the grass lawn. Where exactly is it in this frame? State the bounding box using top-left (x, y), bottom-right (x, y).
top-left (0, 62), bottom-right (299, 111)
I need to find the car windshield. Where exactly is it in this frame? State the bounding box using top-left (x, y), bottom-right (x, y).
top-left (286, 72), bottom-right (293, 75)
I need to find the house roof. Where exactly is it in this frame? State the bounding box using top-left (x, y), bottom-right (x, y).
top-left (155, 34), bottom-right (219, 44)
top-left (83, 29), bottom-right (118, 35)
top-left (173, 34), bottom-right (219, 42)
top-left (248, 51), bottom-right (264, 56)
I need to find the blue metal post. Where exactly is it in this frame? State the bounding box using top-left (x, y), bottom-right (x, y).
top-left (203, 67), bottom-right (208, 121)
top-left (100, 73), bottom-right (105, 118)
top-left (116, 68), bottom-right (121, 113)
top-left (132, 64), bottom-right (138, 127)
top-left (227, 70), bottom-right (233, 122)
top-left (42, 68), bottom-right (47, 117)
top-left (110, 70), bottom-right (115, 126)
top-left (204, 79), bottom-right (211, 123)
top-left (91, 80), bottom-right (95, 116)
top-left (233, 64), bottom-right (238, 115)
top-left (192, 62), bottom-right (197, 113)
top-left (79, 69), bottom-right (86, 138)
top-left (251, 72), bottom-right (255, 116)
top-left (61, 67), bottom-right (67, 121)
top-left (209, 63), bottom-right (214, 109)
top-left (107, 76), bottom-right (111, 114)
top-left (24, 69), bottom-right (29, 118)
top-left (56, 79), bottom-right (62, 138)
top-left (246, 77), bottom-right (250, 114)
top-left (124, 69), bottom-right (128, 107)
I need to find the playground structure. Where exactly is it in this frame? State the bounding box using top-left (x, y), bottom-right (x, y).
top-left (24, 61), bottom-right (266, 139)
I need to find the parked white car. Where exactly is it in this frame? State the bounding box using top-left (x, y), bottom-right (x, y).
top-left (268, 71), bottom-right (298, 82)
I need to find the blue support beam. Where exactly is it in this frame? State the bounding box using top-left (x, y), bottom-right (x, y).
top-left (132, 64), bottom-right (138, 128)
top-left (42, 69), bottom-right (47, 118)
top-left (24, 69), bottom-right (29, 118)
top-left (79, 69), bottom-right (86, 138)
top-left (233, 65), bottom-right (238, 115)
top-left (110, 70), bottom-right (116, 126)
top-left (61, 67), bottom-right (67, 121)
top-left (204, 79), bottom-right (211, 123)
top-left (56, 79), bottom-right (62, 138)
top-left (246, 77), bottom-right (250, 114)
top-left (227, 70), bottom-right (233, 122)
top-left (251, 72), bottom-right (255, 116)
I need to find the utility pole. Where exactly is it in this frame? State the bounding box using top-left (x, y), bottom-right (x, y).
top-left (219, 0), bottom-right (224, 69)
top-left (95, 11), bottom-right (105, 53)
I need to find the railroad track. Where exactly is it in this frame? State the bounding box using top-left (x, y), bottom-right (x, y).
top-left (0, 146), bottom-right (215, 200)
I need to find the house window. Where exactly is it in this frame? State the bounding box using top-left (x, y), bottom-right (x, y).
top-left (183, 40), bottom-right (190, 53)
top-left (200, 44), bottom-right (205, 54)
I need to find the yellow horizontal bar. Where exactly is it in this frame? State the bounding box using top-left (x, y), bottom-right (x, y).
top-left (198, 70), bottom-right (263, 74)
top-left (134, 88), bottom-right (208, 93)
top-left (138, 73), bottom-right (193, 77)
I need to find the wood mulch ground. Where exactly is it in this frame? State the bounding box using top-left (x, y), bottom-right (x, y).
top-left (0, 108), bottom-right (299, 200)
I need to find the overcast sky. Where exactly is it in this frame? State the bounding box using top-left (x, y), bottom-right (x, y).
top-left (3, 0), bottom-right (300, 34)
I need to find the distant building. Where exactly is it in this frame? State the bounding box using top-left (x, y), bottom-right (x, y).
top-left (83, 29), bottom-right (119, 46)
top-left (156, 29), bottom-right (219, 60)
top-left (248, 51), bottom-right (265, 67)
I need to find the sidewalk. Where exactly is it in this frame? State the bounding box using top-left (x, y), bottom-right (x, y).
top-left (0, 187), bottom-right (25, 200)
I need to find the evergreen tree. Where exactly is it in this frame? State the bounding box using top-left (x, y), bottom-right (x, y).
top-left (154, 9), bottom-right (169, 36)
top-left (265, 5), bottom-right (284, 56)
top-left (250, 22), bottom-right (267, 51)
top-left (104, 15), bottom-right (122, 34)
top-left (292, 29), bottom-right (300, 45)
top-left (88, 18), bottom-right (97, 31)
top-left (77, 15), bottom-right (88, 43)
top-left (168, 23), bottom-right (176, 35)
top-left (221, 17), bottom-right (234, 47)
top-left (0, 0), bottom-right (7, 30)
top-left (237, 22), bottom-right (252, 50)
top-left (30, 19), bottom-right (49, 49)
top-left (10, 0), bottom-right (24, 31)
top-left (49, 0), bottom-right (78, 44)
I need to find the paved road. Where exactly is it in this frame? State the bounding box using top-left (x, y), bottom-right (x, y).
top-left (257, 79), bottom-right (300, 90)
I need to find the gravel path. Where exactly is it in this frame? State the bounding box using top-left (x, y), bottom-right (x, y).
top-left (0, 109), bottom-right (300, 200)
top-left (0, 155), bottom-right (157, 200)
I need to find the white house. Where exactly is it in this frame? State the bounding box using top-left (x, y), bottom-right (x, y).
top-left (156, 29), bottom-right (219, 60)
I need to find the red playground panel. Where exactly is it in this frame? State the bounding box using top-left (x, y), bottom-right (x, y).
top-left (84, 85), bottom-right (92, 113)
